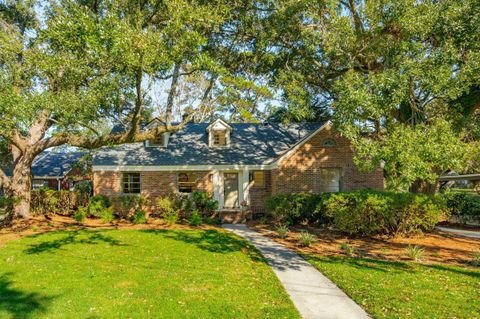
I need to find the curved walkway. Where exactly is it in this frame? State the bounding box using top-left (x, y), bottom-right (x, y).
top-left (222, 224), bottom-right (369, 319)
top-left (436, 226), bottom-right (480, 239)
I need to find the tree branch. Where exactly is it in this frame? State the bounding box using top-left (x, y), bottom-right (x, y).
top-left (165, 63), bottom-right (181, 128)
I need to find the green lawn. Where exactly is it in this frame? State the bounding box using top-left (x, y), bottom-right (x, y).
top-left (305, 255), bottom-right (480, 319)
top-left (0, 228), bottom-right (299, 319)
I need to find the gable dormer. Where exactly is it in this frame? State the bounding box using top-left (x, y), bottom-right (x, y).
top-left (207, 119), bottom-right (232, 148)
top-left (144, 118), bottom-right (170, 148)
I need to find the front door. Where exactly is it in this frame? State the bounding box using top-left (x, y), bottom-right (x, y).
top-left (223, 173), bottom-right (239, 208)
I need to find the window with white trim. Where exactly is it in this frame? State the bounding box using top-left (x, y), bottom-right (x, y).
top-left (178, 172), bottom-right (196, 193)
top-left (122, 173), bottom-right (141, 194)
top-left (318, 168), bottom-right (341, 192)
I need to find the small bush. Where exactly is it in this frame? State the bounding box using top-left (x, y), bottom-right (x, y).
top-left (276, 225), bottom-right (289, 239)
top-left (473, 251), bottom-right (480, 266)
top-left (192, 191), bottom-right (218, 215)
top-left (266, 193), bottom-right (331, 225)
top-left (163, 210), bottom-right (179, 225)
top-left (340, 242), bottom-right (356, 256)
top-left (156, 194), bottom-right (177, 215)
top-left (203, 216), bottom-right (218, 225)
top-left (73, 207), bottom-right (87, 223)
top-left (31, 188), bottom-right (77, 215)
top-left (443, 192), bottom-right (480, 223)
top-left (406, 245), bottom-right (424, 261)
top-left (89, 195), bottom-right (111, 209)
top-left (297, 231), bottom-right (316, 247)
top-left (99, 207), bottom-right (114, 223)
top-left (131, 210), bottom-right (148, 224)
top-left (259, 216), bottom-right (269, 225)
top-left (189, 210), bottom-right (203, 226)
top-left (115, 195), bottom-right (147, 219)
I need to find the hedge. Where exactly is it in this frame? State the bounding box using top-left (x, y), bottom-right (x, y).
top-left (266, 190), bottom-right (449, 236)
top-left (31, 188), bottom-right (90, 215)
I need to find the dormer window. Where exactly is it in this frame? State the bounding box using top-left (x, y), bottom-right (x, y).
top-left (146, 133), bottom-right (170, 147)
top-left (213, 131), bottom-right (226, 146)
top-left (207, 119), bottom-right (232, 148)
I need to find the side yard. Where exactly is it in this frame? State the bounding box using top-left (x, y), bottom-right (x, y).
top-left (250, 224), bottom-right (480, 319)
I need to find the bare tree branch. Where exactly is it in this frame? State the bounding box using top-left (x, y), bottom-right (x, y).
top-left (165, 63), bottom-right (181, 128)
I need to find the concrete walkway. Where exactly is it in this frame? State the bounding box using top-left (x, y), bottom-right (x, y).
top-left (222, 224), bottom-right (369, 319)
top-left (436, 226), bottom-right (480, 239)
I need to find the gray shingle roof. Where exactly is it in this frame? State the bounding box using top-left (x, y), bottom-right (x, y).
top-left (32, 149), bottom-right (86, 178)
top-left (93, 122), bottom-right (325, 166)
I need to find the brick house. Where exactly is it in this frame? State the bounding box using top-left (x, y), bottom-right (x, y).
top-left (93, 119), bottom-right (384, 213)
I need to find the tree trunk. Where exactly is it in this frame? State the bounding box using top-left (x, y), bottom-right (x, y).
top-left (409, 179), bottom-right (440, 194)
top-left (10, 161), bottom-right (33, 218)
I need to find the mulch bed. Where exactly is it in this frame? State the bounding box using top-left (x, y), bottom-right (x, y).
top-left (247, 222), bottom-right (480, 267)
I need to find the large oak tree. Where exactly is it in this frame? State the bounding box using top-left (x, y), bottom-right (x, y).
top-left (0, 0), bottom-right (268, 218)
top-left (255, 0), bottom-right (480, 192)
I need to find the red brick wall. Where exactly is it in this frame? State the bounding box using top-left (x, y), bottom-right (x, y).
top-left (272, 124), bottom-right (384, 194)
top-left (93, 170), bottom-right (214, 210)
top-left (249, 170), bottom-right (272, 213)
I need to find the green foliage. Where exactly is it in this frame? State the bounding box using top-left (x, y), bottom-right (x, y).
top-left (297, 231), bottom-right (316, 247)
top-left (73, 207), bottom-right (87, 223)
top-left (443, 192), bottom-right (480, 217)
top-left (340, 243), bottom-right (356, 257)
top-left (31, 188), bottom-right (81, 215)
top-left (191, 191), bottom-right (218, 215)
top-left (189, 210), bottom-right (203, 226)
top-left (276, 225), bottom-right (289, 239)
top-left (324, 190), bottom-right (448, 236)
top-left (115, 195), bottom-right (147, 219)
top-left (131, 210), bottom-right (148, 225)
top-left (405, 245), bottom-right (425, 261)
top-left (163, 210), bottom-right (179, 226)
top-left (260, 0), bottom-right (480, 190)
top-left (473, 251), bottom-right (480, 267)
top-left (259, 216), bottom-right (269, 225)
top-left (265, 193), bottom-right (331, 225)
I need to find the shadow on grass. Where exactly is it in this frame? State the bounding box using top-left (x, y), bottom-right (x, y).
top-left (304, 254), bottom-right (480, 278)
top-left (141, 229), bottom-right (267, 263)
top-left (0, 273), bottom-right (55, 319)
top-left (24, 230), bottom-right (127, 255)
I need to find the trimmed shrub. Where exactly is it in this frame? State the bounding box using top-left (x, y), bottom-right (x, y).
top-left (324, 190), bottom-right (448, 236)
top-left (31, 188), bottom-right (80, 216)
top-left (131, 210), bottom-right (148, 224)
top-left (114, 195), bottom-right (148, 219)
top-left (266, 190), bottom-right (448, 236)
top-left (192, 191), bottom-right (218, 215)
top-left (163, 210), bottom-right (179, 225)
top-left (0, 196), bottom-right (13, 226)
top-left (265, 193), bottom-right (331, 225)
top-left (189, 210), bottom-right (203, 226)
top-left (73, 207), bottom-right (87, 223)
top-left (443, 192), bottom-right (480, 221)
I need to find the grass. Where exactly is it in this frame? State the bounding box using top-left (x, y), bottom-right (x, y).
top-left (305, 254), bottom-right (480, 319)
top-left (0, 228), bottom-right (299, 319)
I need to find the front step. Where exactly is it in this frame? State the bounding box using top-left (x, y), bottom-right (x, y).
top-left (217, 209), bottom-right (252, 224)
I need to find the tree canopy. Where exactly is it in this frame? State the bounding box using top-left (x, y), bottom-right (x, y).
top-left (253, 0), bottom-right (480, 191)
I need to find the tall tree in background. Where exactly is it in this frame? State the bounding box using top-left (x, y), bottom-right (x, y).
top-left (254, 0), bottom-right (480, 192)
top-left (0, 0), bottom-right (267, 218)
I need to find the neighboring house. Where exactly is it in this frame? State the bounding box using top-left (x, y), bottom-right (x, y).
top-left (93, 119), bottom-right (384, 213)
top-left (32, 149), bottom-right (89, 191)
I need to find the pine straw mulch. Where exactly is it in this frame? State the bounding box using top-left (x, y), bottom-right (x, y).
top-left (0, 215), bottom-right (217, 248)
top-left (247, 222), bottom-right (480, 267)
